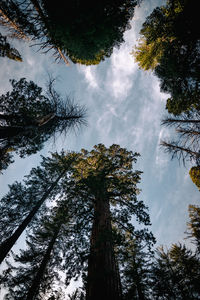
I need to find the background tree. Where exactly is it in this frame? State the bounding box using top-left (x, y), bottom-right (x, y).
top-left (186, 205), bottom-right (200, 254)
top-left (133, 0), bottom-right (200, 114)
top-left (0, 77), bottom-right (86, 172)
top-left (0, 151), bottom-right (78, 264)
top-left (160, 108), bottom-right (200, 165)
top-left (119, 232), bottom-right (155, 300)
top-left (1, 202), bottom-right (78, 300)
top-left (0, 32), bottom-right (22, 61)
top-left (151, 243), bottom-right (200, 300)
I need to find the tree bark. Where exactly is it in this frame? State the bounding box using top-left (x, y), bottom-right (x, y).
top-left (0, 8), bottom-right (29, 40)
top-left (0, 170), bottom-right (65, 264)
top-left (26, 226), bottom-right (60, 300)
top-left (86, 197), bottom-right (122, 300)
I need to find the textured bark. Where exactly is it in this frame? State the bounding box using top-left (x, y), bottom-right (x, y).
top-left (86, 197), bottom-right (122, 300)
top-left (26, 226), bottom-right (60, 300)
top-left (0, 170), bottom-right (65, 264)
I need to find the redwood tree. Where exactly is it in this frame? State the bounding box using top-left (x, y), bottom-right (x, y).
top-left (71, 144), bottom-right (151, 300)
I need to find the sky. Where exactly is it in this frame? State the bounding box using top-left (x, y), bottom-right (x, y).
top-left (0, 0), bottom-right (200, 291)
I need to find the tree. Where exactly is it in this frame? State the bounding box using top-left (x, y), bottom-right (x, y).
top-left (0, 32), bottom-right (22, 61)
top-left (0, 151), bottom-right (78, 264)
top-left (151, 244), bottom-right (200, 299)
top-left (1, 0), bottom-right (139, 65)
top-left (40, 0), bottom-right (138, 64)
top-left (0, 77), bottom-right (86, 171)
top-left (189, 166), bottom-right (200, 190)
top-left (133, 0), bottom-right (200, 114)
top-left (119, 233), bottom-right (155, 300)
top-left (70, 144), bottom-right (152, 300)
top-left (0, 144), bottom-right (153, 299)
top-left (160, 109), bottom-right (200, 165)
top-left (1, 203), bottom-right (75, 299)
top-left (0, 0), bottom-right (37, 40)
top-left (186, 205), bottom-right (200, 254)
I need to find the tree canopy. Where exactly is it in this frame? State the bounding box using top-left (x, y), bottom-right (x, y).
top-left (0, 77), bottom-right (86, 171)
top-left (0, 32), bottom-right (22, 61)
top-left (0, 0), bottom-right (139, 65)
top-left (132, 0), bottom-right (200, 114)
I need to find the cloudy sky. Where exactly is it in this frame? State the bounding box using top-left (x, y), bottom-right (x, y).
top-left (0, 0), bottom-right (199, 265)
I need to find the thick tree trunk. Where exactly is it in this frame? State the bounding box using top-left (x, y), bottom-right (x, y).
top-left (86, 197), bottom-right (122, 300)
top-left (0, 170), bottom-right (65, 264)
top-left (26, 226), bottom-right (60, 300)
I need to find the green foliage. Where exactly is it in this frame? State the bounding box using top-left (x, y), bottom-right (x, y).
top-left (133, 0), bottom-right (200, 114)
top-left (189, 166), bottom-right (200, 190)
top-left (34, 0), bottom-right (138, 64)
top-left (133, 37), bottom-right (164, 71)
top-left (0, 32), bottom-right (22, 61)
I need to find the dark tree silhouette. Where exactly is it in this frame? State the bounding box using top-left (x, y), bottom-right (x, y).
top-left (151, 244), bottom-right (200, 300)
top-left (0, 0), bottom-right (139, 65)
top-left (0, 77), bottom-right (86, 172)
top-left (0, 32), bottom-right (22, 61)
top-left (0, 151), bottom-right (78, 264)
top-left (161, 109), bottom-right (200, 165)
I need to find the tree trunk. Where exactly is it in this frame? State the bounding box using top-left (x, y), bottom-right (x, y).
top-left (0, 170), bottom-right (65, 264)
top-left (0, 126), bottom-right (23, 139)
top-left (26, 226), bottom-right (60, 300)
top-left (162, 118), bottom-right (200, 125)
top-left (86, 197), bottom-right (122, 300)
top-left (0, 8), bottom-right (29, 40)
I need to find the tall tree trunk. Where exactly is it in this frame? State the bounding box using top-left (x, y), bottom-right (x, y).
top-left (0, 170), bottom-right (65, 264)
top-left (86, 197), bottom-right (122, 300)
top-left (26, 226), bottom-right (60, 300)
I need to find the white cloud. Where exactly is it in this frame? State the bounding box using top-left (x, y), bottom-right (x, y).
top-left (106, 46), bottom-right (138, 100)
top-left (78, 65), bottom-right (99, 89)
